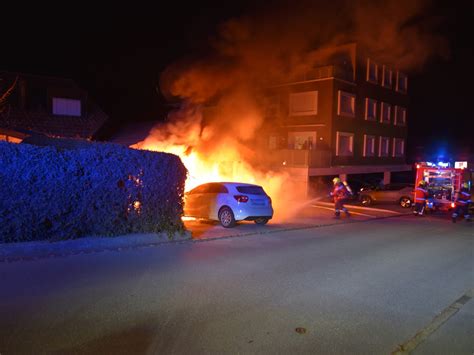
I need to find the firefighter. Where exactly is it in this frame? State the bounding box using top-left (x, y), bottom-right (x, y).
top-left (413, 180), bottom-right (429, 216)
top-left (452, 182), bottom-right (472, 223)
top-left (330, 177), bottom-right (351, 218)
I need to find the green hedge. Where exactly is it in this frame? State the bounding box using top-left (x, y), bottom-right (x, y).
top-left (0, 141), bottom-right (187, 243)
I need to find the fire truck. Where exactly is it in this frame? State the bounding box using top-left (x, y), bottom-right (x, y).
top-left (415, 162), bottom-right (469, 212)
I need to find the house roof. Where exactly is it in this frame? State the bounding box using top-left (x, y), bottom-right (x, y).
top-left (0, 71), bottom-right (108, 139)
top-left (109, 121), bottom-right (159, 147)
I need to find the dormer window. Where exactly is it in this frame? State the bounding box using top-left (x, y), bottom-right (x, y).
top-left (52, 97), bottom-right (81, 117)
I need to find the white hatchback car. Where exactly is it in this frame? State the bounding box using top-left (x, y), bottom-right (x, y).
top-left (183, 182), bottom-right (274, 228)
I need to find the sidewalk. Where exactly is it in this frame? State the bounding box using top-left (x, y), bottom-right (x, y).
top-left (0, 231), bottom-right (191, 263)
top-left (0, 202), bottom-right (412, 262)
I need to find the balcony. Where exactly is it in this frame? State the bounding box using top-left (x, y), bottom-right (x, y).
top-left (268, 149), bottom-right (331, 168)
top-left (287, 65), bottom-right (354, 84)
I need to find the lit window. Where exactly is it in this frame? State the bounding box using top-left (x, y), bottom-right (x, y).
top-left (336, 131), bottom-right (354, 156)
top-left (288, 131), bottom-right (316, 150)
top-left (338, 91), bottom-right (356, 117)
top-left (393, 138), bottom-right (405, 157)
top-left (382, 66), bottom-right (392, 88)
top-left (367, 59), bottom-right (378, 83)
top-left (396, 72), bottom-right (408, 93)
top-left (289, 91), bottom-right (318, 116)
top-left (380, 102), bottom-right (391, 124)
top-left (379, 136), bottom-right (390, 157)
top-left (52, 97), bottom-right (81, 116)
top-left (394, 106), bottom-right (406, 126)
top-left (363, 135), bottom-right (376, 157)
top-left (365, 98), bottom-right (377, 121)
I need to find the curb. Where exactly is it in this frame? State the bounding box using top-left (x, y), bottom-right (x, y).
top-left (0, 213), bottom-right (413, 264)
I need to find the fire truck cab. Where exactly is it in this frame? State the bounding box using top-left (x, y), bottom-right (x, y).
top-left (415, 162), bottom-right (468, 212)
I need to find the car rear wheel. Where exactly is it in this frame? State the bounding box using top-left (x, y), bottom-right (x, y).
top-left (254, 217), bottom-right (269, 225)
top-left (399, 196), bottom-right (412, 208)
top-left (218, 206), bottom-right (236, 228)
top-left (360, 195), bottom-right (373, 206)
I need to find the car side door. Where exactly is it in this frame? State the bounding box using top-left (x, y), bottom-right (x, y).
top-left (379, 184), bottom-right (401, 202)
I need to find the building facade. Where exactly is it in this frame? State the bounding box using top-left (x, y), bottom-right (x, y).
top-left (261, 43), bottom-right (411, 193)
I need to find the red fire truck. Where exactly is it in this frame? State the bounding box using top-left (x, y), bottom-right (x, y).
top-left (415, 162), bottom-right (468, 212)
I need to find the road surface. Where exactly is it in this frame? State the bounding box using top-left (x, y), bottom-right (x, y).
top-left (1, 209), bottom-right (473, 354)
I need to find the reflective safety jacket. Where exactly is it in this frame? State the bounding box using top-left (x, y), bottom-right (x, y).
top-left (332, 182), bottom-right (350, 202)
top-left (414, 186), bottom-right (429, 203)
top-left (455, 188), bottom-right (471, 206)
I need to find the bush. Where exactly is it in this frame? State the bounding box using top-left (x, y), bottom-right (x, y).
top-left (0, 140), bottom-right (187, 243)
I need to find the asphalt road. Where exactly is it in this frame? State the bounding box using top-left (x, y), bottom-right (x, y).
top-left (1, 212), bottom-right (473, 354)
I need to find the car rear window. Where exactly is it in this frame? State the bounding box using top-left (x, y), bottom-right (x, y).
top-left (207, 183), bottom-right (228, 193)
top-left (236, 186), bottom-right (266, 195)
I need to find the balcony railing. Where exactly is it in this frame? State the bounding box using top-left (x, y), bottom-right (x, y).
top-left (287, 65), bottom-right (354, 83)
top-left (268, 149), bottom-right (331, 168)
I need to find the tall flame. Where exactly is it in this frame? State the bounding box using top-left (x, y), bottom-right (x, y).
top-left (131, 102), bottom-right (300, 221)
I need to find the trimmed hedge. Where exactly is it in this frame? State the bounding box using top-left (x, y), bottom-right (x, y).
top-left (0, 140), bottom-right (187, 243)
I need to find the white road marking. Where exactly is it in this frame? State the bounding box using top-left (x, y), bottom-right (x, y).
top-left (392, 288), bottom-right (474, 354)
top-left (311, 205), bottom-right (377, 218)
top-left (312, 201), bottom-right (401, 214)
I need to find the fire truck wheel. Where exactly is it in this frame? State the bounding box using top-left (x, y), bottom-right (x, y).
top-left (219, 206), bottom-right (236, 228)
top-left (399, 197), bottom-right (412, 208)
top-left (360, 195), bottom-right (372, 206)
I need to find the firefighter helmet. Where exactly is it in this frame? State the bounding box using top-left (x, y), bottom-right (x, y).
top-left (462, 182), bottom-right (469, 189)
top-left (332, 177), bottom-right (341, 184)
top-left (419, 180), bottom-right (427, 186)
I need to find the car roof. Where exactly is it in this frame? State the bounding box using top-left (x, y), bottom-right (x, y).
top-left (195, 182), bottom-right (262, 188)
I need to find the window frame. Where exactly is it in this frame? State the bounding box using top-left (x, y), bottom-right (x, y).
top-left (364, 98), bottom-right (377, 121)
top-left (380, 102), bottom-right (391, 124)
top-left (289, 91), bottom-right (318, 116)
top-left (366, 58), bottom-right (378, 84)
top-left (382, 65), bottom-right (393, 89)
top-left (394, 106), bottom-right (406, 126)
top-left (363, 134), bottom-right (376, 157)
top-left (392, 138), bottom-right (405, 157)
top-left (337, 90), bottom-right (356, 118)
top-left (396, 71), bottom-right (408, 93)
top-left (379, 136), bottom-right (390, 157)
top-left (52, 97), bottom-right (82, 117)
top-left (336, 131), bottom-right (354, 157)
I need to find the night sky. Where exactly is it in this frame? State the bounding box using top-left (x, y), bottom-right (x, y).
top-left (1, 1), bottom-right (472, 160)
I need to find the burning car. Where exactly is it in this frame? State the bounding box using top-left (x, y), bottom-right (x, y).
top-left (183, 182), bottom-right (273, 228)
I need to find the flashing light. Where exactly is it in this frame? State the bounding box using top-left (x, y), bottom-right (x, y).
top-left (437, 162), bottom-right (449, 168)
top-left (455, 161), bottom-right (468, 169)
top-left (416, 164), bottom-right (420, 169)
top-left (451, 202), bottom-right (455, 208)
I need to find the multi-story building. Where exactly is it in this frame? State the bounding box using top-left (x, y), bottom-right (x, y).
top-left (261, 42), bottom-right (411, 194)
top-left (0, 71), bottom-right (108, 143)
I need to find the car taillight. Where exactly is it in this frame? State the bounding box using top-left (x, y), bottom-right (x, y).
top-left (234, 195), bottom-right (249, 203)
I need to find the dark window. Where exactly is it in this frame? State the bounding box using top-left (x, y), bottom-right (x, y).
top-left (188, 184), bottom-right (209, 194)
top-left (236, 186), bottom-right (266, 195)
